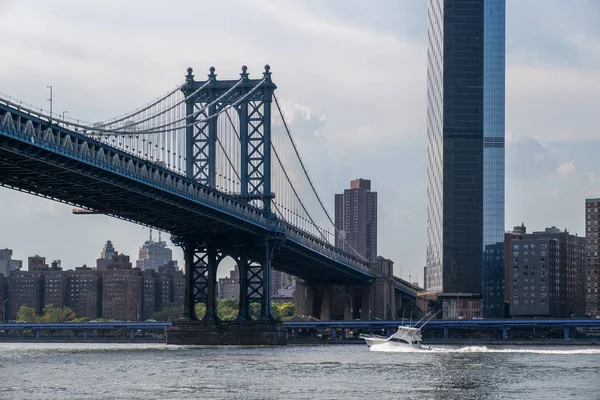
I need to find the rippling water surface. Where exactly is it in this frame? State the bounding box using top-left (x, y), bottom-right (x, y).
top-left (0, 342), bottom-right (599, 399)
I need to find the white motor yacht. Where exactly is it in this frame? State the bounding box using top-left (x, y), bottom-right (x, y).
top-left (360, 312), bottom-right (438, 350)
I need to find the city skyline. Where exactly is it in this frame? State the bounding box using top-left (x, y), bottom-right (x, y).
top-left (0, 1), bottom-right (599, 286)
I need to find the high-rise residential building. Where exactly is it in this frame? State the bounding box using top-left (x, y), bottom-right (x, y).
top-left (425, 0), bottom-right (506, 318)
top-left (0, 249), bottom-right (22, 277)
top-left (585, 198), bottom-right (600, 317)
top-left (3, 260), bottom-right (185, 321)
top-left (334, 179), bottom-right (377, 261)
top-left (7, 271), bottom-right (44, 318)
top-left (44, 270), bottom-right (68, 309)
top-left (271, 269), bottom-right (296, 299)
top-left (506, 225), bottom-right (585, 318)
top-left (136, 230), bottom-right (173, 271)
top-left (218, 266), bottom-right (240, 299)
top-left (28, 255), bottom-right (48, 272)
top-left (98, 252), bottom-right (132, 270)
top-left (504, 223), bottom-right (526, 307)
top-left (102, 269), bottom-right (142, 321)
top-left (66, 266), bottom-right (102, 319)
top-left (141, 270), bottom-right (156, 320)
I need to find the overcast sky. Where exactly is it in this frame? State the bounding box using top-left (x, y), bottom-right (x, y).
top-left (1, 0), bottom-right (599, 285)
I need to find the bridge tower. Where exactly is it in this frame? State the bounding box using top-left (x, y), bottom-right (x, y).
top-left (170, 66), bottom-right (283, 342)
top-left (183, 65), bottom-right (276, 212)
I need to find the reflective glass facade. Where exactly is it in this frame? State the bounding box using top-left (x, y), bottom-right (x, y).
top-left (482, 0), bottom-right (506, 317)
top-left (426, 0), bottom-right (505, 317)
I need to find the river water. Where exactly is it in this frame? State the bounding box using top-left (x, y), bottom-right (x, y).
top-left (0, 342), bottom-right (598, 399)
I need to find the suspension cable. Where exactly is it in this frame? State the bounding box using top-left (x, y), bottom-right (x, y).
top-left (94, 83), bottom-right (186, 127)
top-left (274, 95), bottom-right (368, 262)
top-left (92, 79), bottom-right (265, 136)
top-left (97, 79), bottom-right (212, 130)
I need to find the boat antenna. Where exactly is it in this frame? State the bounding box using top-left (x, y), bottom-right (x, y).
top-left (418, 311), bottom-right (441, 331)
top-left (402, 309), bottom-right (406, 325)
top-left (409, 309), bottom-right (413, 326)
top-left (411, 311), bottom-right (432, 329)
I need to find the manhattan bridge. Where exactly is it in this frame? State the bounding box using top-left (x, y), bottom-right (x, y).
top-left (0, 65), bottom-right (419, 343)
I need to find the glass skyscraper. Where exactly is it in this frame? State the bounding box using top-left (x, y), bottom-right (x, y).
top-left (426, 0), bottom-right (505, 317)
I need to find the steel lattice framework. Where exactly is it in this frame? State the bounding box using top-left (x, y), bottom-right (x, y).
top-left (0, 65), bottom-right (374, 324)
top-left (183, 65), bottom-right (275, 213)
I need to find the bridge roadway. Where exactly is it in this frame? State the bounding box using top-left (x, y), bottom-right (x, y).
top-left (0, 99), bottom-right (372, 284)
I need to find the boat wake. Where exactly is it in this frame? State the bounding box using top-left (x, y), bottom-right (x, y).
top-left (369, 342), bottom-right (600, 355)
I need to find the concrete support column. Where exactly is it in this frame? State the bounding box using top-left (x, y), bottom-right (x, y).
top-left (502, 327), bottom-right (509, 340)
top-left (444, 327), bottom-right (449, 339)
top-left (320, 287), bottom-right (332, 321)
top-left (360, 287), bottom-right (371, 320)
top-left (35, 329), bottom-right (40, 339)
top-left (129, 329), bottom-right (135, 340)
top-left (331, 328), bottom-right (337, 339)
top-left (563, 326), bottom-right (570, 340)
top-left (344, 292), bottom-right (353, 320)
top-left (294, 280), bottom-right (315, 318)
top-left (83, 329), bottom-right (88, 339)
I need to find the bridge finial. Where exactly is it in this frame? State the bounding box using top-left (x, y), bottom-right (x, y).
top-left (185, 67), bottom-right (194, 83)
top-left (240, 65), bottom-right (249, 80)
top-left (208, 66), bottom-right (217, 81)
top-left (263, 64), bottom-right (272, 80)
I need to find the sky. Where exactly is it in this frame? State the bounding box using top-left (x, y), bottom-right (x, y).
top-left (0, 0), bottom-right (599, 286)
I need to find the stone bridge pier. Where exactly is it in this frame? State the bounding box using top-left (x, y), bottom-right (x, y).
top-left (295, 257), bottom-right (397, 321)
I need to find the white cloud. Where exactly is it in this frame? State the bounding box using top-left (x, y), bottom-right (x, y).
top-left (556, 162), bottom-right (575, 176)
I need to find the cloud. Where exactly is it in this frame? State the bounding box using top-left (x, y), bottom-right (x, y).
top-left (556, 162), bottom-right (575, 176)
top-left (506, 132), bottom-right (567, 180)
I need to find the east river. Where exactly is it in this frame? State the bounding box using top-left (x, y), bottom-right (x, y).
top-left (0, 342), bottom-right (599, 399)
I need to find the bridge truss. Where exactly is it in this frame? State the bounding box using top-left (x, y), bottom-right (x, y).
top-left (0, 65), bottom-right (373, 322)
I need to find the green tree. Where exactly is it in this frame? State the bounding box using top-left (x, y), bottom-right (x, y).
top-left (194, 302), bottom-right (206, 320)
top-left (217, 299), bottom-right (239, 321)
top-left (272, 302), bottom-right (295, 321)
top-left (40, 305), bottom-right (75, 323)
top-left (16, 306), bottom-right (37, 322)
top-left (188, 300), bottom-right (296, 321)
top-left (152, 303), bottom-right (184, 321)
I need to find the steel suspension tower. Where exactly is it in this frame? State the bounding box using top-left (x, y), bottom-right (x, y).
top-left (177, 65), bottom-right (280, 323)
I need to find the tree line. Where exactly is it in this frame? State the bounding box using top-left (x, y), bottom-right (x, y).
top-left (12, 300), bottom-right (296, 323)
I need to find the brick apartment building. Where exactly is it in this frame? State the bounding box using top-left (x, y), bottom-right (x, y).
top-left (4, 255), bottom-right (184, 321)
top-left (506, 225), bottom-right (586, 318)
top-left (66, 266), bottom-right (102, 319)
top-left (335, 179), bottom-right (377, 261)
top-left (585, 198), bottom-right (600, 317)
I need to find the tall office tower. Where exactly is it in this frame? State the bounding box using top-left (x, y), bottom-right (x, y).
top-left (426, 0), bottom-right (506, 318)
top-left (585, 198), bottom-right (600, 317)
top-left (136, 230), bottom-right (173, 271)
top-left (334, 179), bottom-right (377, 261)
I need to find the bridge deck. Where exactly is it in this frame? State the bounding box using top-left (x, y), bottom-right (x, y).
top-left (0, 101), bottom-right (373, 283)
